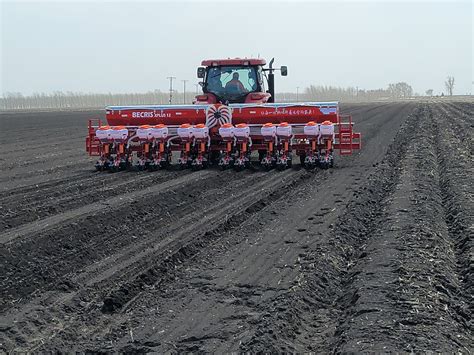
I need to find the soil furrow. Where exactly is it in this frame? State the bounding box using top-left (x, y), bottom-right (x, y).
top-left (238, 104), bottom-right (422, 353)
top-left (1, 169), bottom-right (307, 350)
top-left (0, 170), bottom-right (204, 244)
top-left (331, 104), bottom-right (471, 352)
top-left (0, 169), bottom-right (255, 310)
top-left (0, 170), bottom-right (193, 230)
top-left (434, 104), bottom-right (473, 300)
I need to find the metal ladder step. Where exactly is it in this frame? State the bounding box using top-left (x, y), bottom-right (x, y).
top-left (338, 115), bottom-right (354, 155)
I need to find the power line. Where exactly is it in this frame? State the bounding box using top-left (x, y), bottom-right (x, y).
top-left (182, 80), bottom-right (188, 104)
top-left (167, 76), bottom-right (176, 104)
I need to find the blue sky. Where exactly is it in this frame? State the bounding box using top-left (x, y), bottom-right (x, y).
top-left (1, 0), bottom-right (472, 95)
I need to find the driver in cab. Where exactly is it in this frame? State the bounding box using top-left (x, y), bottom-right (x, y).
top-left (225, 72), bottom-right (247, 93)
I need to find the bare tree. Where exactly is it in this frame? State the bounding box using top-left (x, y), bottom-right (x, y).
top-left (445, 76), bottom-right (455, 96)
top-left (425, 89), bottom-right (433, 97)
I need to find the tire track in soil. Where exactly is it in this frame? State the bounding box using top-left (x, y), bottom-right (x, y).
top-left (78, 169), bottom-right (299, 290)
top-left (237, 103), bottom-right (472, 353)
top-left (92, 169), bottom-right (307, 311)
top-left (234, 104), bottom-right (421, 353)
top-left (0, 161), bottom-right (94, 191)
top-left (0, 169), bottom-right (254, 310)
top-left (0, 170), bottom-right (201, 244)
top-left (1, 168), bottom-right (247, 348)
top-left (0, 171), bottom-right (92, 198)
top-left (1, 169), bottom-right (309, 351)
top-left (0, 102), bottom-right (412, 350)
top-left (34, 102), bottom-right (415, 352)
top-left (329, 104), bottom-right (472, 352)
top-left (102, 168), bottom-right (340, 353)
top-left (0, 169), bottom-right (193, 231)
top-left (98, 102), bottom-right (416, 353)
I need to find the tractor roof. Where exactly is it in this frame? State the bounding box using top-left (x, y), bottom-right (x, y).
top-left (201, 58), bottom-right (266, 67)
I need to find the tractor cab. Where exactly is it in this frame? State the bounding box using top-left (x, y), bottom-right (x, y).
top-left (195, 58), bottom-right (287, 104)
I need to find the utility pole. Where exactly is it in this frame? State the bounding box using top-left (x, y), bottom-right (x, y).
top-left (167, 76), bottom-right (176, 104)
top-left (182, 80), bottom-right (188, 104)
top-left (296, 87), bottom-right (300, 102)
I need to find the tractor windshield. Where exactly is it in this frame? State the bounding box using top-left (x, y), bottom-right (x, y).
top-left (205, 66), bottom-right (261, 102)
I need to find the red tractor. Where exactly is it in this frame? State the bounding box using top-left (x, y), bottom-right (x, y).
top-left (86, 58), bottom-right (361, 171)
top-left (194, 58), bottom-right (283, 105)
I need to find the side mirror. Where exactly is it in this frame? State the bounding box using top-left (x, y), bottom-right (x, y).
top-left (198, 81), bottom-right (205, 87)
top-left (281, 66), bottom-right (288, 76)
top-left (197, 67), bottom-right (206, 78)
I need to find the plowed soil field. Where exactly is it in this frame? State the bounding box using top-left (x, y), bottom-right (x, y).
top-left (0, 101), bottom-right (472, 352)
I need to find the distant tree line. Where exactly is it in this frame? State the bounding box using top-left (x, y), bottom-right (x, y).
top-left (387, 82), bottom-right (413, 98)
top-left (1, 82), bottom-right (417, 110)
top-left (283, 82), bottom-right (414, 102)
top-left (0, 90), bottom-right (189, 110)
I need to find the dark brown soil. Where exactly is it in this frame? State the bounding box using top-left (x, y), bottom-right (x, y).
top-left (0, 101), bottom-right (472, 352)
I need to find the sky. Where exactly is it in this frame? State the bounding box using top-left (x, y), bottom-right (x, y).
top-left (1, 0), bottom-right (472, 96)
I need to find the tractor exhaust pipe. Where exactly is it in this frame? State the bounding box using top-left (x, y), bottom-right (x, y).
top-left (265, 58), bottom-right (287, 103)
top-left (268, 58), bottom-right (275, 103)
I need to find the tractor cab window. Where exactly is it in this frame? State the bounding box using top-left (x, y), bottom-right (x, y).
top-left (205, 66), bottom-right (261, 101)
